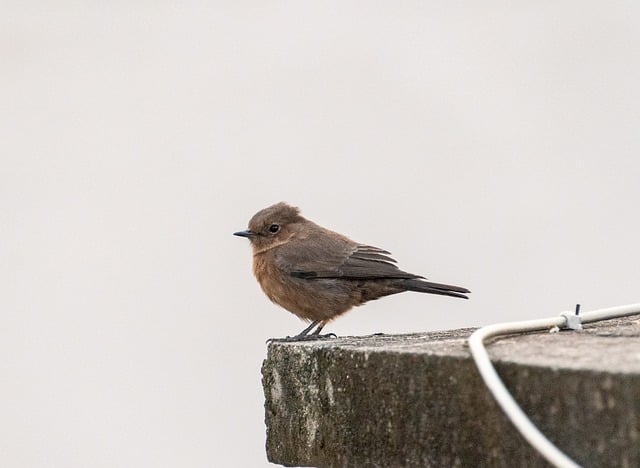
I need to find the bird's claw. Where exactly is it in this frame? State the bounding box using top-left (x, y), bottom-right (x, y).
top-left (314, 333), bottom-right (337, 340)
top-left (266, 333), bottom-right (337, 344)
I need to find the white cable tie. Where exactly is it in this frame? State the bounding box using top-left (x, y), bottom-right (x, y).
top-left (559, 312), bottom-right (583, 331)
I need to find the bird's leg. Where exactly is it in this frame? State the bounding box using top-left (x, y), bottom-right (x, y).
top-left (291, 320), bottom-right (336, 340)
top-left (298, 320), bottom-right (321, 336)
top-left (266, 320), bottom-right (336, 343)
top-left (310, 321), bottom-right (337, 339)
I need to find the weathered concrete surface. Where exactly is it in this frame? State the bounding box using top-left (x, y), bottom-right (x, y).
top-left (262, 317), bottom-right (640, 467)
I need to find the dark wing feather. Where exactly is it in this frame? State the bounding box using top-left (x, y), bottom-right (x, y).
top-left (276, 231), bottom-right (420, 280)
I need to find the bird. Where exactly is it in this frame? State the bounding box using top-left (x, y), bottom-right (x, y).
top-left (234, 202), bottom-right (470, 341)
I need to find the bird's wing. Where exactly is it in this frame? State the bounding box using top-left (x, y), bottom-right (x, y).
top-left (276, 233), bottom-right (421, 280)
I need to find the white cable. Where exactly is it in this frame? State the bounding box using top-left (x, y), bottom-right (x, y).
top-left (468, 303), bottom-right (640, 468)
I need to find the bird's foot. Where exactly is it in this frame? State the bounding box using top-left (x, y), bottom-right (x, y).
top-left (266, 333), bottom-right (337, 344)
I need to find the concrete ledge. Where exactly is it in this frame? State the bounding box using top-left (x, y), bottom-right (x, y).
top-left (262, 317), bottom-right (640, 467)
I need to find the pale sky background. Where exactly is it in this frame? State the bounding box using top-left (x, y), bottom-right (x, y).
top-left (2, 2), bottom-right (640, 467)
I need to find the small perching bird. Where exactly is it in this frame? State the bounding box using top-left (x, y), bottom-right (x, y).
top-left (234, 202), bottom-right (470, 341)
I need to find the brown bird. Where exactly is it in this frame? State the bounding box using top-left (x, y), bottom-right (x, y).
top-left (234, 202), bottom-right (470, 340)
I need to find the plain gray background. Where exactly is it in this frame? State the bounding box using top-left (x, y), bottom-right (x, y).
top-left (2, 2), bottom-right (640, 467)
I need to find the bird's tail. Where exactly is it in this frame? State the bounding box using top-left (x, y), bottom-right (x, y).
top-left (401, 279), bottom-right (470, 299)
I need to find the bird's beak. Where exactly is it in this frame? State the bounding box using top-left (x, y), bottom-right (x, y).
top-left (233, 230), bottom-right (256, 238)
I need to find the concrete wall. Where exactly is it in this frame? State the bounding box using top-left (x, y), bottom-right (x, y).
top-left (262, 318), bottom-right (640, 467)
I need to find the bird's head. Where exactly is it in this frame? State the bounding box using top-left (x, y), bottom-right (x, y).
top-left (234, 202), bottom-right (305, 252)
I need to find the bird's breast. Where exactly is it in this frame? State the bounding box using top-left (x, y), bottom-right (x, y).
top-left (251, 250), bottom-right (353, 321)
top-left (252, 252), bottom-right (291, 307)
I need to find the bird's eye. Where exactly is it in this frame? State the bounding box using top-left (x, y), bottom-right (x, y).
top-left (268, 224), bottom-right (280, 233)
